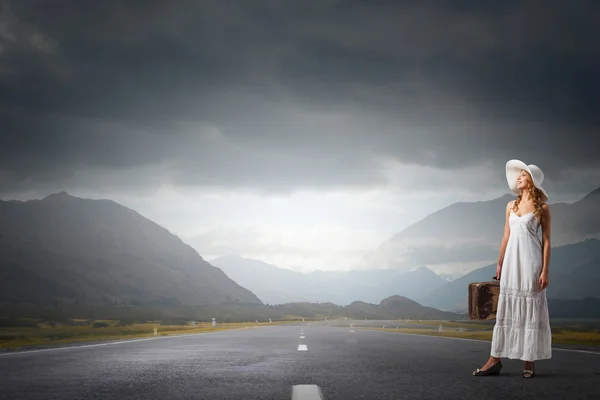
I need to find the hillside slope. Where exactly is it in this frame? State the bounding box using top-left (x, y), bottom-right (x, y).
top-left (0, 192), bottom-right (262, 309)
top-left (359, 188), bottom-right (600, 275)
top-left (278, 295), bottom-right (461, 320)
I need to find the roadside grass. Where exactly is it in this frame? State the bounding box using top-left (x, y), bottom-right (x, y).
top-left (359, 320), bottom-right (600, 345)
top-left (0, 319), bottom-right (296, 350)
top-left (405, 320), bottom-right (495, 330)
top-left (4, 316), bottom-right (598, 350)
top-left (358, 327), bottom-right (495, 341)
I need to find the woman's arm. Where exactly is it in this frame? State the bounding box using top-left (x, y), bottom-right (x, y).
top-left (541, 203), bottom-right (552, 273)
top-left (538, 204), bottom-right (551, 290)
top-left (496, 201), bottom-right (513, 278)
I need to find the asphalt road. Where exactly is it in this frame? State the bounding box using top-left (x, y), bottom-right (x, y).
top-left (1, 324), bottom-right (599, 400)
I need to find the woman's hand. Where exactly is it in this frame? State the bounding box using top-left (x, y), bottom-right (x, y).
top-left (539, 270), bottom-right (549, 290)
top-left (495, 263), bottom-right (502, 280)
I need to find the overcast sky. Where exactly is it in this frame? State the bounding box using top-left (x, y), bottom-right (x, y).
top-left (1, 1), bottom-right (599, 272)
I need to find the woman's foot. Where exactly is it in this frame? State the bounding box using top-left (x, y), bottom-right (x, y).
top-left (473, 357), bottom-right (502, 376)
top-left (523, 361), bottom-right (535, 378)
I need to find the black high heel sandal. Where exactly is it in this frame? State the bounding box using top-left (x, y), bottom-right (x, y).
top-left (473, 361), bottom-right (503, 376)
top-left (523, 363), bottom-right (535, 378)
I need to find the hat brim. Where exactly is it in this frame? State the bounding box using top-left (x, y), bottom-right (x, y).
top-left (505, 159), bottom-right (548, 201)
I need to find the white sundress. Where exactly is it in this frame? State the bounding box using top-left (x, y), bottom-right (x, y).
top-left (490, 206), bottom-right (552, 361)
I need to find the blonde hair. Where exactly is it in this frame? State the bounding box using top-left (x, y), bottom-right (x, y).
top-left (512, 170), bottom-right (546, 219)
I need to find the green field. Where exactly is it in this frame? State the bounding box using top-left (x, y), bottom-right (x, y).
top-left (0, 318), bottom-right (300, 349)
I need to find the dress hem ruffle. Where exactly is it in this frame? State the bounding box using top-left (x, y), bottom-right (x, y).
top-left (490, 351), bottom-right (552, 362)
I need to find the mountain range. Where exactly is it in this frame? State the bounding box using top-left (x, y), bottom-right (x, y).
top-left (211, 188), bottom-right (600, 312)
top-left (0, 192), bottom-right (460, 322)
top-left (356, 188), bottom-right (600, 275)
top-left (213, 238), bottom-right (600, 313)
top-left (277, 295), bottom-right (459, 321)
top-left (1, 188), bottom-right (598, 322)
top-left (211, 255), bottom-right (447, 305)
top-left (0, 192), bottom-right (261, 310)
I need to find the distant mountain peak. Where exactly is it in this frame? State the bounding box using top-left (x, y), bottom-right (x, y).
top-left (379, 295), bottom-right (420, 307)
top-left (447, 193), bottom-right (514, 208)
top-left (42, 191), bottom-right (75, 201)
top-left (412, 265), bottom-right (436, 274)
top-left (214, 253), bottom-right (244, 260)
top-left (584, 187), bottom-right (600, 199)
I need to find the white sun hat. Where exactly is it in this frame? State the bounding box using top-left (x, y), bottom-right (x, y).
top-left (505, 159), bottom-right (548, 201)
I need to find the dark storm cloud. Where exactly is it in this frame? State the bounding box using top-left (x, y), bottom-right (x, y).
top-left (1, 0), bottom-right (599, 194)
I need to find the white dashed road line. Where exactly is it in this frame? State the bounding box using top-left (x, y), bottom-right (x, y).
top-left (298, 344), bottom-right (308, 351)
top-left (300, 335), bottom-right (305, 339)
top-left (292, 384), bottom-right (324, 400)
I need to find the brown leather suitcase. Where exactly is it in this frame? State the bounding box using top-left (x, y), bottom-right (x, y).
top-left (468, 278), bottom-right (500, 320)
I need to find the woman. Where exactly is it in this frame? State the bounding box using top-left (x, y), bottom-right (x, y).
top-left (473, 159), bottom-right (552, 378)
